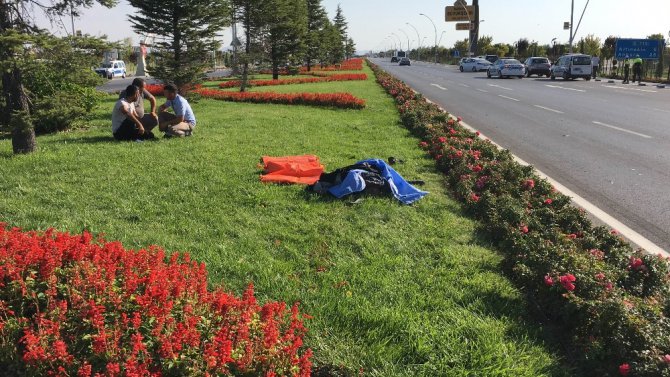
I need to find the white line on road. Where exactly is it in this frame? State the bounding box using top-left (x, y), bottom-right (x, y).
top-left (498, 95), bottom-right (520, 102)
top-left (534, 105), bottom-right (564, 114)
top-left (603, 85), bottom-right (657, 93)
top-left (476, 89), bottom-right (488, 93)
top-left (592, 121), bottom-right (653, 139)
top-left (459, 83), bottom-right (470, 88)
top-left (545, 84), bottom-right (586, 92)
top-left (488, 84), bottom-right (513, 91)
top-left (430, 83), bottom-right (447, 90)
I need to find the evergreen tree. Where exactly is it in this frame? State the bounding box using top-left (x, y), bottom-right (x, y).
top-left (323, 20), bottom-right (343, 65)
top-left (0, 0), bottom-right (115, 154)
top-left (305, 0), bottom-right (328, 71)
top-left (332, 4), bottom-right (348, 61)
top-left (127, 0), bottom-right (229, 92)
top-left (231, 0), bottom-right (271, 91)
top-left (266, 0), bottom-right (307, 79)
top-left (344, 37), bottom-right (356, 60)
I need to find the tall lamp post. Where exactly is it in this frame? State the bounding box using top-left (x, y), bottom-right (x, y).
top-left (399, 29), bottom-right (411, 55)
top-left (391, 32), bottom-right (403, 52)
top-left (420, 13), bottom-right (438, 63)
top-left (406, 22), bottom-right (421, 61)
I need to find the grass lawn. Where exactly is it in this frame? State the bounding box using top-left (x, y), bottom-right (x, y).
top-left (0, 65), bottom-right (571, 376)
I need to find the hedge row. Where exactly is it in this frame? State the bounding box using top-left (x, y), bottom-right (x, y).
top-left (0, 224), bottom-right (312, 376)
top-left (368, 61), bottom-right (670, 376)
top-left (195, 89), bottom-right (365, 109)
top-left (217, 74), bottom-right (368, 89)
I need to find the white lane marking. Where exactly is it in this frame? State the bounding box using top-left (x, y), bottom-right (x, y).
top-left (488, 84), bottom-right (513, 91)
top-left (534, 105), bottom-right (564, 114)
top-left (545, 84), bottom-right (586, 92)
top-left (410, 82), bottom-right (667, 257)
top-left (592, 121), bottom-right (652, 139)
top-left (603, 85), bottom-right (657, 93)
top-left (476, 89), bottom-right (488, 93)
top-left (430, 83), bottom-right (447, 90)
top-left (459, 83), bottom-right (470, 88)
top-left (498, 95), bottom-right (520, 102)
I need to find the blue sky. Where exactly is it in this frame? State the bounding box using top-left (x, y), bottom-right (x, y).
top-left (35, 0), bottom-right (669, 51)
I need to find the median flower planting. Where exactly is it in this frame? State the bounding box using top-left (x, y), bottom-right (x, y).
top-left (217, 73), bottom-right (368, 89)
top-left (369, 60), bottom-right (670, 376)
top-left (196, 89), bottom-right (365, 109)
top-left (0, 224), bottom-right (312, 376)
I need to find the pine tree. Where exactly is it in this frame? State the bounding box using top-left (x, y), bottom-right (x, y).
top-left (345, 37), bottom-right (356, 60)
top-left (0, 0), bottom-right (115, 154)
top-left (231, 0), bottom-right (271, 91)
top-left (305, 0), bottom-right (328, 71)
top-left (332, 4), bottom-right (348, 62)
top-left (266, 0), bottom-right (307, 80)
top-left (128, 0), bottom-right (230, 92)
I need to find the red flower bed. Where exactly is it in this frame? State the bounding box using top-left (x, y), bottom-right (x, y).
top-left (196, 88), bottom-right (365, 109)
top-left (143, 84), bottom-right (202, 97)
top-left (369, 60), bottom-right (670, 376)
top-left (218, 74), bottom-right (367, 89)
top-left (257, 59), bottom-right (364, 75)
top-left (0, 224), bottom-right (312, 376)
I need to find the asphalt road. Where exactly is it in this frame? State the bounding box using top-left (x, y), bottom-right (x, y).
top-left (96, 69), bottom-right (232, 93)
top-left (371, 58), bottom-right (670, 251)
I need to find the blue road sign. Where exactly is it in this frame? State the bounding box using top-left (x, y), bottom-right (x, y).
top-left (615, 39), bottom-right (664, 59)
top-left (453, 50), bottom-right (460, 57)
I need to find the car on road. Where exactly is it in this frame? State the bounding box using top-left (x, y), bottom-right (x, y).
top-left (95, 60), bottom-right (126, 80)
top-left (485, 54), bottom-right (499, 63)
top-left (459, 58), bottom-right (492, 72)
top-left (523, 57), bottom-right (551, 77)
top-left (487, 58), bottom-right (525, 79)
top-left (399, 57), bottom-right (411, 66)
top-left (391, 56), bottom-right (399, 63)
top-left (550, 54), bottom-right (592, 81)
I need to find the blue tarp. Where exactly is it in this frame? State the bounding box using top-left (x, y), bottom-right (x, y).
top-left (328, 159), bottom-right (428, 204)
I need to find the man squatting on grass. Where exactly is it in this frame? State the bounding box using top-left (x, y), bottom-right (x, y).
top-left (158, 84), bottom-right (197, 137)
top-left (112, 84), bottom-right (157, 141)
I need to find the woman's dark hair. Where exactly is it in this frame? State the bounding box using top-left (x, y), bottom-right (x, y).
top-left (125, 85), bottom-right (139, 98)
top-left (164, 83), bottom-right (178, 93)
top-left (131, 78), bottom-right (145, 87)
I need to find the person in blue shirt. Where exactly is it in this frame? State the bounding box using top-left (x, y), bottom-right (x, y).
top-left (158, 83), bottom-right (197, 137)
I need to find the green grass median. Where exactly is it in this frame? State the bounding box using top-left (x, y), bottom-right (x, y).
top-left (0, 65), bottom-right (570, 376)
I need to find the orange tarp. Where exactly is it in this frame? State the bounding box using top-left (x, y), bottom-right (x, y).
top-left (260, 155), bottom-right (325, 185)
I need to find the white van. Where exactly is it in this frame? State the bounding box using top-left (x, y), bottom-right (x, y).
top-left (550, 54), bottom-right (592, 81)
top-left (95, 60), bottom-right (127, 80)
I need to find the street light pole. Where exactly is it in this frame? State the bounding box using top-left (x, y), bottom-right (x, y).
top-left (391, 32), bottom-right (403, 53)
top-left (419, 13), bottom-right (438, 63)
top-left (569, 0), bottom-right (574, 53)
top-left (399, 29), bottom-right (411, 54)
top-left (406, 22), bottom-right (421, 61)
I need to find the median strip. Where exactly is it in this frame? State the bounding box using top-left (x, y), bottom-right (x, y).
top-left (592, 121), bottom-right (653, 139)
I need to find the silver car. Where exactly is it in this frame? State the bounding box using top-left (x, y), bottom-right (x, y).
top-left (459, 58), bottom-right (492, 72)
top-left (487, 58), bottom-right (525, 79)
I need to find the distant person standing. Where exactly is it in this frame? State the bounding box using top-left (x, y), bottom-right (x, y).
top-left (632, 55), bottom-right (643, 83)
top-left (591, 55), bottom-right (600, 79)
top-left (622, 58), bottom-right (630, 84)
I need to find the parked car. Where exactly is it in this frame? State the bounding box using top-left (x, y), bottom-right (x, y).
top-left (524, 57), bottom-right (551, 77)
top-left (550, 54), bottom-right (592, 80)
top-left (487, 58), bottom-right (525, 79)
top-left (459, 58), bottom-right (492, 72)
top-left (95, 60), bottom-right (126, 79)
top-left (399, 57), bottom-right (411, 66)
top-left (485, 54), bottom-right (499, 63)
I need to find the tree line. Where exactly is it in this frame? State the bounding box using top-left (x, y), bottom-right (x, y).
top-left (1, 0), bottom-right (355, 154)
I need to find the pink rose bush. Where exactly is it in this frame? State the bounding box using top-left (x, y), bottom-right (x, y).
top-left (369, 60), bottom-right (670, 376)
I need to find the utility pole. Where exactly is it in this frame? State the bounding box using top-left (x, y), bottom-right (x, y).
top-left (470, 0), bottom-right (479, 56)
top-left (569, 0), bottom-right (574, 53)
